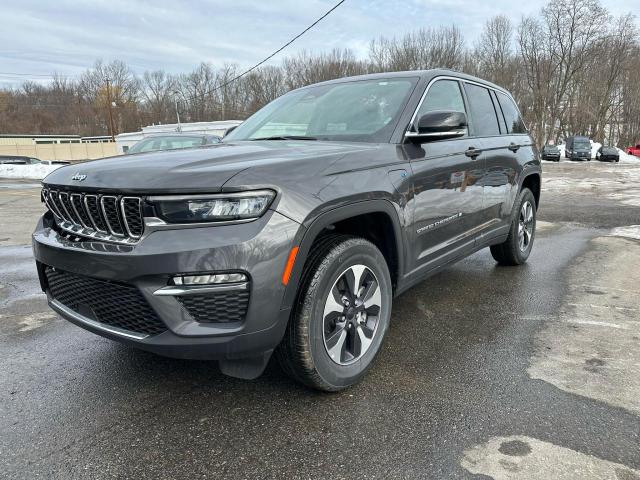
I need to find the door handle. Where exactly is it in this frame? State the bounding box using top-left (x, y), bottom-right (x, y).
top-left (508, 143), bottom-right (520, 152)
top-left (465, 147), bottom-right (481, 159)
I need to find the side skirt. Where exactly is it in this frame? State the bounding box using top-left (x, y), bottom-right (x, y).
top-left (394, 227), bottom-right (509, 297)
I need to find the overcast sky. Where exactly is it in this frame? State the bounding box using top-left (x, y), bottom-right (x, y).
top-left (2, 0), bottom-right (636, 87)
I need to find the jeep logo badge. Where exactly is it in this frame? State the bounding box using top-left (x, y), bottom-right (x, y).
top-left (71, 173), bottom-right (87, 181)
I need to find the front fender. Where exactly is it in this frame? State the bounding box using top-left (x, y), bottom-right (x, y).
top-left (279, 199), bottom-right (405, 310)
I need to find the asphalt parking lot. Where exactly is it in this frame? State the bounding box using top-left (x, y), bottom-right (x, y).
top-left (1, 162), bottom-right (639, 479)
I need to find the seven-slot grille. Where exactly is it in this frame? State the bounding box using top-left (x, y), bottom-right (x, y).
top-left (42, 187), bottom-right (144, 244)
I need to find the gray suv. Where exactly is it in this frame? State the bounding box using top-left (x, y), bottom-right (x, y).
top-left (33, 70), bottom-right (541, 391)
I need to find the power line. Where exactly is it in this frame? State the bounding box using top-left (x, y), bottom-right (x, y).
top-left (183, 0), bottom-right (347, 102)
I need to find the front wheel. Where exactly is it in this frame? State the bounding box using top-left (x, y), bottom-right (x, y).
top-left (490, 188), bottom-right (537, 266)
top-left (276, 235), bottom-right (392, 391)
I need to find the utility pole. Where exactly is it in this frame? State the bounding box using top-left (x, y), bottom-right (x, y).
top-left (173, 91), bottom-right (182, 132)
top-left (105, 78), bottom-right (116, 142)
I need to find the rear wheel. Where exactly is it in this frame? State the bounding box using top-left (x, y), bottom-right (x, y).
top-left (276, 235), bottom-right (392, 391)
top-left (490, 188), bottom-right (536, 266)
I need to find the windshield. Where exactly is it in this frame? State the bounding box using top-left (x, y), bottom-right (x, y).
top-left (224, 78), bottom-right (417, 143)
top-left (575, 141), bottom-right (590, 149)
top-left (128, 136), bottom-right (204, 154)
top-left (545, 145), bottom-right (559, 152)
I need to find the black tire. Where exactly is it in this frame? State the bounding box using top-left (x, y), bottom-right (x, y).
top-left (276, 234), bottom-right (393, 391)
top-left (490, 188), bottom-right (537, 266)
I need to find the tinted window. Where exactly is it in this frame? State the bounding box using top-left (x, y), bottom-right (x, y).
top-left (496, 92), bottom-right (527, 134)
top-left (415, 80), bottom-right (466, 119)
top-left (463, 84), bottom-right (500, 136)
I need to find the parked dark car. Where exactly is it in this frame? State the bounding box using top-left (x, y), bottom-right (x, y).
top-left (33, 70), bottom-right (541, 391)
top-left (541, 144), bottom-right (561, 161)
top-left (565, 136), bottom-right (591, 161)
top-left (125, 134), bottom-right (221, 154)
top-left (596, 146), bottom-right (619, 162)
top-left (0, 155), bottom-right (69, 165)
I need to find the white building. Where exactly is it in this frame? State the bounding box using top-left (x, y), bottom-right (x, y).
top-left (115, 120), bottom-right (243, 154)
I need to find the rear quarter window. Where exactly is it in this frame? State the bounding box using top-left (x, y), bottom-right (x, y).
top-left (496, 92), bottom-right (527, 134)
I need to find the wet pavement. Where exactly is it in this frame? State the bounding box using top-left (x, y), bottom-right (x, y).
top-left (1, 161), bottom-right (639, 479)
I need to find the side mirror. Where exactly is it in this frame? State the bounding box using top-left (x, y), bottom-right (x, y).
top-left (405, 110), bottom-right (467, 143)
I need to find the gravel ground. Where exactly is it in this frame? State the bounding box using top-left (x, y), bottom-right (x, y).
top-left (1, 161), bottom-right (639, 479)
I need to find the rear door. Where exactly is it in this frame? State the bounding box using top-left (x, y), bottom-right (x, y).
top-left (493, 91), bottom-right (532, 227)
top-left (461, 83), bottom-right (510, 234)
top-left (406, 79), bottom-right (485, 276)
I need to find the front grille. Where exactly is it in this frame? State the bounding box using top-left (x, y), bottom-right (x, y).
top-left (84, 195), bottom-right (108, 232)
top-left (122, 198), bottom-right (143, 237)
top-left (45, 267), bottom-right (166, 336)
top-left (71, 193), bottom-right (91, 227)
top-left (42, 187), bottom-right (144, 244)
top-left (177, 291), bottom-right (250, 323)
top-left (101, 196), bottom-right (125, 236)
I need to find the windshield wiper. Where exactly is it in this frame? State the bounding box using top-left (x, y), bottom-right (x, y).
top-left (250, 135), bottom-right (317, 141)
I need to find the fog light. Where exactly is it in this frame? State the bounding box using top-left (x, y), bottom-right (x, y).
top-left (173, 273), bottom-right (247, 285)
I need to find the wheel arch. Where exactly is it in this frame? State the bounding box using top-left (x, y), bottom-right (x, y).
top-left (520, 171), bottom-right (541, 208)
top-left (280, 200), bottom-right (405, 310)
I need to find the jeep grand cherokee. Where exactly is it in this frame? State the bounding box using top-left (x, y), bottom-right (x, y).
top-left (33, 70), bottom-right (541, 391)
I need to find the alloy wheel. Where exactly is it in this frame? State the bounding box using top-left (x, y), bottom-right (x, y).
top-left (518, 200), bottom-right (534, 252)
top-left (322, 264), bottom-right (382, 365)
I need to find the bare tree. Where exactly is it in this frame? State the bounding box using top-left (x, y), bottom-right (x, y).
top-left (369, 26), bottom-right (465, 72)
top-left (474, 15), bottom-right (518, 92)
top-left (283, 49), bottom-right (367, 89)
top-left (141, 70), bottom-right (177, 125)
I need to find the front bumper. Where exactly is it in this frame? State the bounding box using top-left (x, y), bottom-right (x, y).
top-left (570, 154), bottom-right (591, 161)
top-left (33, 209), bottom-right (301, 363)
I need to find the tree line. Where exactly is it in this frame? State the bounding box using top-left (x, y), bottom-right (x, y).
top-left (0, 0), bottom-right (638, 147)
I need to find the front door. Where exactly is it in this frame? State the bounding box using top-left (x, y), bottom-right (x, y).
top-left (405, 79), bottom-right (485, 276)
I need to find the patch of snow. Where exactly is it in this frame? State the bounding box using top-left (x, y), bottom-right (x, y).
top-left (608, 225), bottom-right (640, 240)
top-left (617, 148), bottom-right (638, 164)
top-left (0, 163), bottom-right (62, 180)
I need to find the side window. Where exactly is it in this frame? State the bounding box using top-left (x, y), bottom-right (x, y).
top-left (415, 80), bottom-right (466, 119)
top-left (463, 83), bottom-right (500, 136)
top-left (496, 92), bottom-right (527, 134)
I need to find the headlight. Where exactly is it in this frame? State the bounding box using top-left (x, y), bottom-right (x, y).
top-left (151, 190), bottom-right (275, 223)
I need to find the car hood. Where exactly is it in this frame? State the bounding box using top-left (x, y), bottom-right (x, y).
top-left (42, 141), bottom-right (377, 193)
